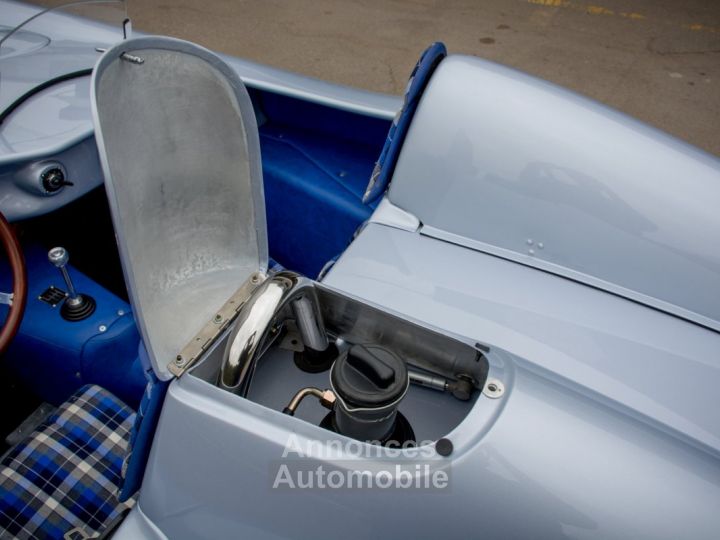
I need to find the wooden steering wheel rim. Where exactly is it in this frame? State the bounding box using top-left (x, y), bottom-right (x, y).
top-left (0, 212), bottom-right (26, 356)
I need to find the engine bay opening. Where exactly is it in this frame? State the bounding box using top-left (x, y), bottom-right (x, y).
top-left (190, 274), bottom-right (488, 446)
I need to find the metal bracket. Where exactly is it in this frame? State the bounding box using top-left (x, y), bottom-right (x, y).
top-left (168, 272), bottom-right (266, 377)
top-left (278, 319), bottom-right (304, 352)
top-left (38, 285), bottom-right (66, 307)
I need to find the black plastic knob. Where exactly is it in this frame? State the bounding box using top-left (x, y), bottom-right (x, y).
top-left (331, 344), bottom-right (408, 408)
top-left (41, 167), bottom-right (73, 193)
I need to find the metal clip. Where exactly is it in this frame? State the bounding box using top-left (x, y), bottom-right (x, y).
top-left (120, 52), bottom-right (144, 65)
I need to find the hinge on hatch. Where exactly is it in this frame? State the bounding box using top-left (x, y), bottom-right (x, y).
top-left (167, 271), bottom-right (267, 377)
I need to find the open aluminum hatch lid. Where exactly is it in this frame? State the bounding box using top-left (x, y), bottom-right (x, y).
top-left (92, 37), bottom-right (267, 380)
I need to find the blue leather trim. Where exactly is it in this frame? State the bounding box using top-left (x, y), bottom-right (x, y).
top-left (363, 42), bottom-right (447, 204)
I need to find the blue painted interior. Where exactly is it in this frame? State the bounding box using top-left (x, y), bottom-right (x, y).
top-left (0, 244), bottom-right (145, 408)
top-left (252, 89), bottom-right (390, 277)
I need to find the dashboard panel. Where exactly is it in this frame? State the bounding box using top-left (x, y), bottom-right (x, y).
top-left (0, 75), bottom-right (103, 222)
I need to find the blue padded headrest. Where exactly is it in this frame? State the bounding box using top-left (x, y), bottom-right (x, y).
top-left (363, 42), bottom-right (447, 204)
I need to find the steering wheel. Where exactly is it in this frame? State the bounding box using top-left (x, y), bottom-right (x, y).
top-left (0, 211), bottom-right (27, 356)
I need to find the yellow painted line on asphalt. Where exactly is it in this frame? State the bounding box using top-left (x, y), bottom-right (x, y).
top-left (684, 23), bottom-right (719, 33)
top-left (527, 0), bottom-right (634, 17)
top-left (528, 0), bottom-right (568, 6)
top-left (620, 12), bottom-right (645, 20)
top-left (526, 0), bottom-right (718, 32)
top-left (586, 5), bottom-right (613, 16)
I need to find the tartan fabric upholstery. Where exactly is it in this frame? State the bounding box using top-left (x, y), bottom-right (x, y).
top-left (0, 385), bottom-right (136, 540)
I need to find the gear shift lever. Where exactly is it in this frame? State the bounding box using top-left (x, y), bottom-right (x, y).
top-left (48, 247), bottom-right (95, 321)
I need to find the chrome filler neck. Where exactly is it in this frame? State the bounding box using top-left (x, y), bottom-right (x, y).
top-left (218, 271), bottom-right (328, 396)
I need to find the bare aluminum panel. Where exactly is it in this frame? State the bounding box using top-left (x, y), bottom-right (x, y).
top-left (92, 37), bottom-right (267, 380)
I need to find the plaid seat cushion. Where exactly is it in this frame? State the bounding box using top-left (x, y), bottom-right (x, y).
top-left (0, 385), bottom-right (136, 540)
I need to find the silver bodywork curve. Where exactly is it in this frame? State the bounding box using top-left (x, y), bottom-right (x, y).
top-left (389, 55), bottom-right (720, 332)
top-left (116, 219), bottom-right (720, 540)
top-left (327, 221), bottom-right (720, 458)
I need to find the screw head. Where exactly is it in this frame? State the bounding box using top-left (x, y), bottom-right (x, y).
top-left (174, 355), bottom-right (184, 366)
top-left (98, 325), bottom-right (107, 332)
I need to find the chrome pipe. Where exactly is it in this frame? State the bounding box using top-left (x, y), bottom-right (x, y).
top-left (218, 271), bottom-right (323, 396)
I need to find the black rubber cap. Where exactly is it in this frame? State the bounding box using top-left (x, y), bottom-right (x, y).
top-left (435, 438), bottom-right (453, 457)
top-left (331, 344), bottom-right (407, 408)
top-left (293, 343), bottom-right (338, 373)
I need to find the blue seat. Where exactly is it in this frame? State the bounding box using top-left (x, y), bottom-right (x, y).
top-left (0, 385), bottom-right (135, 540)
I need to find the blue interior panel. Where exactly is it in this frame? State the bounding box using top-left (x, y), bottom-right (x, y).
top-left (253, 90), bottom-right (390, 277)
top-left (0, 244), bottom-right (144, 407)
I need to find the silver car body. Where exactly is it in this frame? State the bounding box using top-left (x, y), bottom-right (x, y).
top-left (1, 2), bottom-right (719, 539)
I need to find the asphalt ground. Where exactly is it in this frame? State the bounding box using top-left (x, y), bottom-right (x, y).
top-left (127, 0), bottom-right (720, 156)
top-left (31, 0), bottom-right (720, 155)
